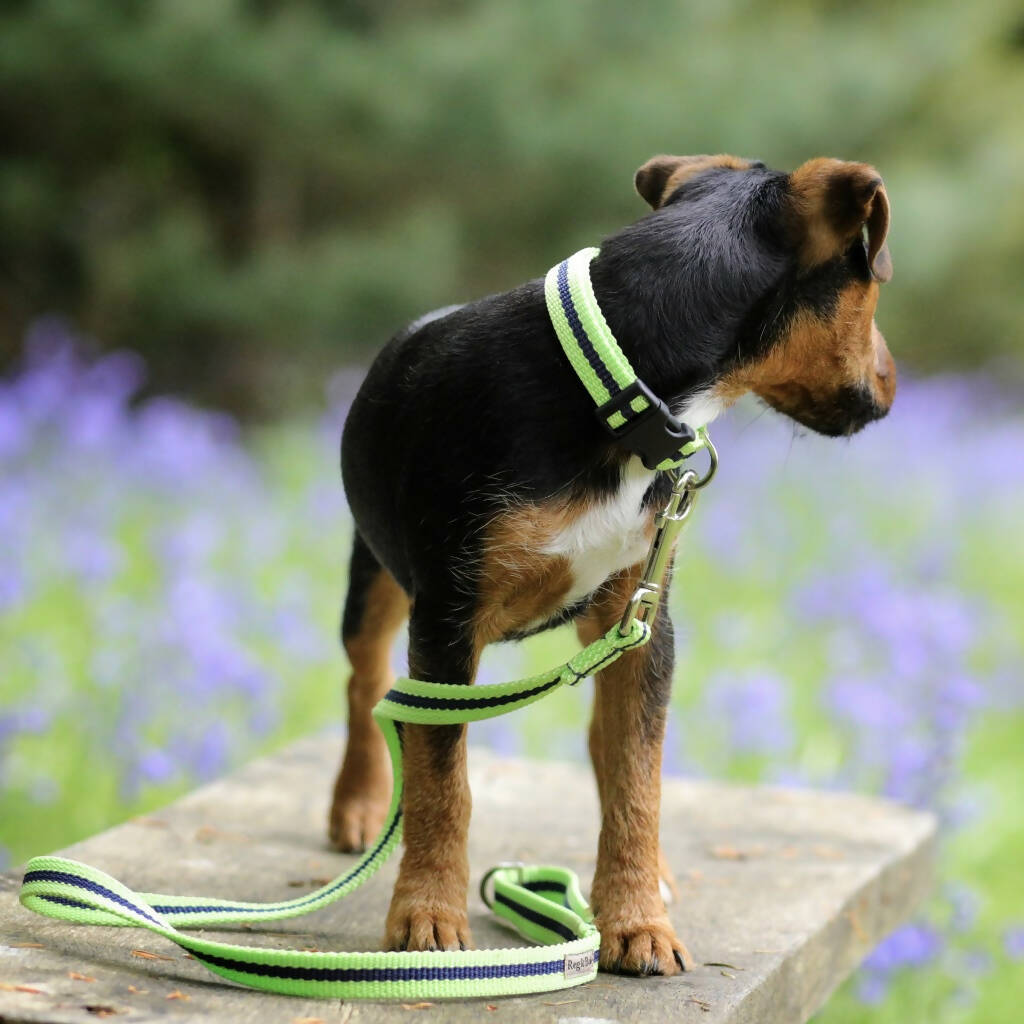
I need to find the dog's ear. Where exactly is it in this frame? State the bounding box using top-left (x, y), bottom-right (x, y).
top-left (788, 158), bottom-right (892, 282)
top-left (634, 154), bottom-right (752, 209)
top-left (635, 156), bottom-right (692, 208)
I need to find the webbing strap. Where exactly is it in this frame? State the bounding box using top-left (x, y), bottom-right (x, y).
top-left (19, 619), bottom-right (651, 1000)
top-left (545, 247), bottom-right (708, 470)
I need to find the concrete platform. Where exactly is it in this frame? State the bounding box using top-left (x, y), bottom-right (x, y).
top-left (0, 735), bottom-right (936, 1023)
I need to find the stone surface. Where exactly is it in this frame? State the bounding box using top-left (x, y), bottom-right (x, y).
top-left (0, 735), bottom-right (935, 1023)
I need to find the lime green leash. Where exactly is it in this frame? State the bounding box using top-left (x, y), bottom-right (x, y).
top-left (19, 250), bottom-right (715, 1000)
top-left (19, 621), bottom-right (650, 999)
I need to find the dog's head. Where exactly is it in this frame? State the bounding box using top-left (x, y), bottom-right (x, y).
top-left (635, 154), bottom-right (896, 436)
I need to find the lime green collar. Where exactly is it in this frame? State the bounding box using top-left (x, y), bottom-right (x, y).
top-left (544, 247), bottom-right (708, 471)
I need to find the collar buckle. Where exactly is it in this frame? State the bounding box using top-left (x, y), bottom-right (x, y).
top-left (594, 379), bottom-right (695, 470)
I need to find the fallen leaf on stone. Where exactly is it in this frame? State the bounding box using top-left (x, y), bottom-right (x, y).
top-left (126, 985), bottom-right (149, 994)
top-left (401, 1002), bottom-right (434, 1010)
top-left (11, 942), bottom-right (45, 949)
top-left (194, 825), bottom-right (249, 843)
top-left (84, 1006), bottom-right (121, 1017)
top-left (710, 845), bottom-right (746, 860)
top-left (131, 949), bottom-right (174, 962)
top-left (1, 983), bottom-right (41, 993)
top-left (292, 1017), bottom-right (327, 1024)
top-left (846, 908), bottom-right (868, 942)
top-left (69, 971), bottom-right (96, 982)
top-left (165, 990), bottom-right (190, 1001)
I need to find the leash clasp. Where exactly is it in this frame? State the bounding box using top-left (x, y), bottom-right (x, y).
top-left (618, 467), bottom-right (700, 636)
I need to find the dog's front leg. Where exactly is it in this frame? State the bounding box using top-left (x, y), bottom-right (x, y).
top-left (578, 567), bottom-right (694, 976)
top-left (384, 604), bottom-right (476, 952)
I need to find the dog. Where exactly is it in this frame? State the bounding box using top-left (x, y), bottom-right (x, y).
top-left (327, 154), bottom-right (895, 976)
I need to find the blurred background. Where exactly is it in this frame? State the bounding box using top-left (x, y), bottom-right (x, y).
top-left (1, 1), bottom-right (1022, 1021)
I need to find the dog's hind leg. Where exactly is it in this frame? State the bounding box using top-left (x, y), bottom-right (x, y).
top-left (384, 598), bottom-right (477, 953)
top-left (329, 532), bottom-right (410, 852)
top-left (577, 565), bottom-right (694, 975)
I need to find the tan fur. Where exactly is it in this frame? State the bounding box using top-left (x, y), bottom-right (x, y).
top-left (385, 715), bottom-right (475, 952)
top-left (715, 282), bottom-right (896, 421)
top-left (577, 568), bottom-right (694, 975)
top-left (329, 569), bottom-right (409, 852)
top-left (788, 157), bottom-right (891, 277)
top-left (472, 503), bottom-right (576, 648)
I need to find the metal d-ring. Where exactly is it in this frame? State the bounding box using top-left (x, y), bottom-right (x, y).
top-left (689, 432), bottom-right (718, 490)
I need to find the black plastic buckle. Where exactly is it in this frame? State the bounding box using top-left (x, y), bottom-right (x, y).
top-left (595, 380), bottom-right (696, 471)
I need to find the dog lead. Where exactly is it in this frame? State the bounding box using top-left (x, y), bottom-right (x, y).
top-left (18, 252), bottom-right (716, 1001)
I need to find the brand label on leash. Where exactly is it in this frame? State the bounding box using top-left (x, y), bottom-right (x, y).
top-left (564, 951), bottom-right (594, 979)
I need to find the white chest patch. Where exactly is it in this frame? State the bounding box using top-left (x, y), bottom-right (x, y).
top-left (542, 459), bottom-right (656, 607)
top-left (538, 392), bottom-right (726, 613)
top-left (506, 390), bottom-right (728, 628)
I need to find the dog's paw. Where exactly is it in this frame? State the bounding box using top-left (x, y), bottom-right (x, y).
top-left (328, 789), bottom-right (391, 853)
top-left (597, 914), bottom-right (694, 976)
top-left (385, 901), bottom-right (473, 953)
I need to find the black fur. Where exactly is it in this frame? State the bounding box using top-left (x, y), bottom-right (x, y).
top-left (341, 162), bottom-right (870, 630)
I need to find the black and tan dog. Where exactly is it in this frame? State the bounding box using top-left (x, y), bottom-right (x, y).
top-left (328, 154), bottom-right (895, 976)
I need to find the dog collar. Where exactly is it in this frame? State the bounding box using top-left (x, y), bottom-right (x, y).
top-left (544, 247), bottom-right (707, 471)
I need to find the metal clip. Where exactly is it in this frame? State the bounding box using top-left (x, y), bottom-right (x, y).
top-left (618, 467), bottom-right (699, 636)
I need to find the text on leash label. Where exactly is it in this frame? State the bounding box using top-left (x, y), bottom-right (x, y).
top-left (564, 951), bottom-right (594, 978)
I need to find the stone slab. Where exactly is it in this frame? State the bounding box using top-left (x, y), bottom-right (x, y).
top-left (0, 735), bottom-right (936, 1023)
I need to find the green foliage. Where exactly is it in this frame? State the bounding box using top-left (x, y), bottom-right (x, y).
top-left (2, 0), bottom-right (1023, 411)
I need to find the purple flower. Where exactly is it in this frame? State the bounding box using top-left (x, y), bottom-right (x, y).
top-left (856, 970), bottom-right (890, 1005)
top-left (827, 676), bottom-right (910, 732)
top-left (0, 563), bottom-right (27, 612)
top-left (1004, 927), bottom-right (1024, 960)
top-left (0, 385), bottom-right (29, 459)
top-left (864, 922), bottom-right (943, 972)
top-left (137, 748), bottom-right (176, 784)
top-left (193, 722), bottom-right (231, 780)
top-left (705, 671), bottom-right (793, 757)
